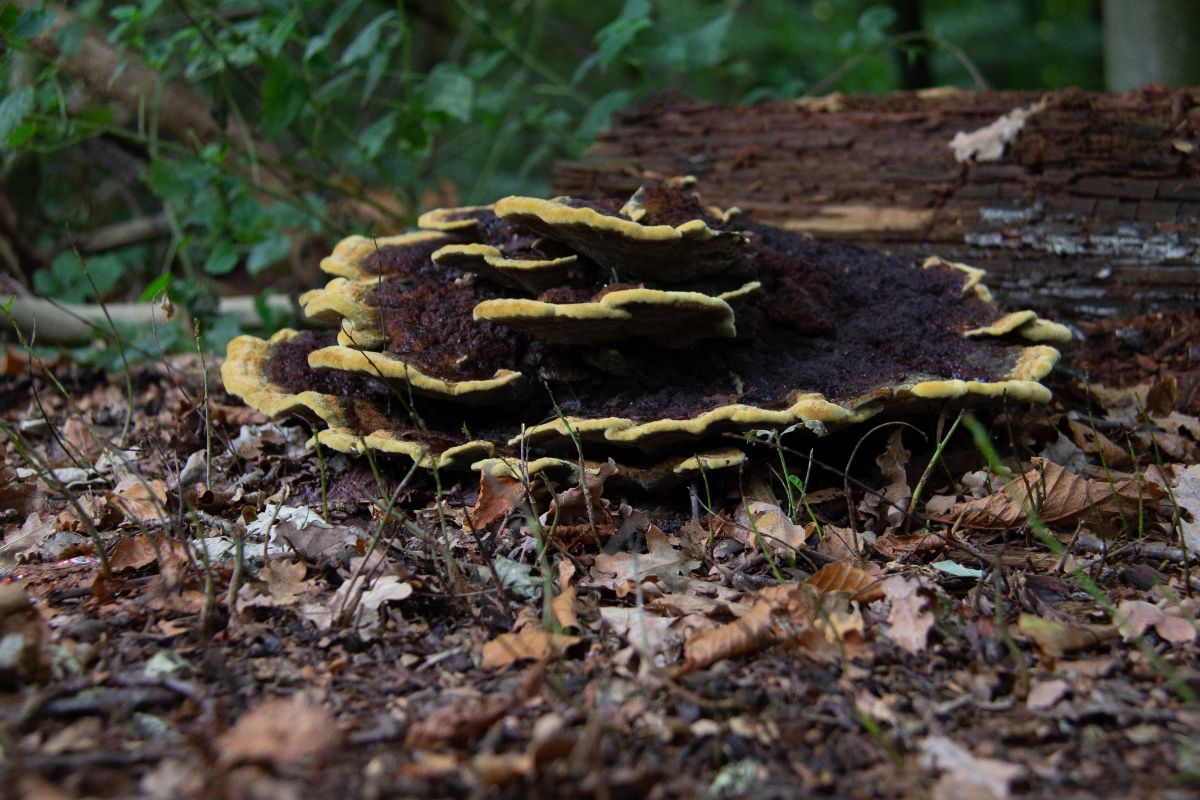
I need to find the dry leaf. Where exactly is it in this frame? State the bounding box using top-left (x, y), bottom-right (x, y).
top-left (405, 665), bottom-right (544, 749)
top-left (466, 472), bottom-right (525, 531)
top-left (881, 575), bottom-right (933, 655)
top-left (259, 560), bottom-right (308, 606)
top-left (591, 526), bottom-right (701, 596)
top-left (109, 534), bottom-right (160, 573)
top-left (919, 735), bottom-right (1024, 800)
top-left (679, 584), bottom-right (818, 673)
top-left (816, 523), bottom-right (864, 560)
top-left (481, 630), bottom-right (581, 669)
top-left (856, 429), bottom-right (912, 532)
top-left (217, 696), bottom-right (341, 772)
top-left (1017, 613), bottom-right (1118, 657)
top-left (733, 500), bottom-right (808, 552)
top-left (1026, 679), bottom-right (1069, 710)
top-left (1, 512), bottom-right (55, 569)
top-left (873, 530), bottom-right (947, 559)
top-left (110, 477), bottom-right (169, 522)
top-left (1161, 463), bottom-right (1200, 551)
top-left (1065, 418), bottom-right (1130, 467)
top-left (805, 561), bottom-right (883, 603)
top-left (1114, 599), bottom-right (1196, 644)
top-left (944, 457), bottom-right (1162, 533)
top-left (551, 559), bottom-right (579, 631)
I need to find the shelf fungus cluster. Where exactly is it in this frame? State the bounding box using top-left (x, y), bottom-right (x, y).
top-left (221, 185), bottom-right (1069, 490)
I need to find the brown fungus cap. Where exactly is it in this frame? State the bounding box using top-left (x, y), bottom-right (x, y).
top-left (319, 231), bottom-right (459, 280)
top-left (432, 243), bottom-right (582, 294)
top-left (472, 281), bottom-right (759, 347)
top-left (224, 187), bottom-right (1069, 478)
top-left (493, 194), bottom-right (749, 283)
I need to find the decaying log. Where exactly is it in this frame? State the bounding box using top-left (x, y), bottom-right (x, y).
top-left (554, 88), bottom-right (1200, 320)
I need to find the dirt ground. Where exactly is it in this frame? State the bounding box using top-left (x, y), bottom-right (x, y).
top-left (1, 310), bottom-right (1198, 799)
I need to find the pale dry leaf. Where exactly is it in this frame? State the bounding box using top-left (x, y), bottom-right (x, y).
top-left (598, 606), bottom-right (679, 655)
top-left (111, 477), bottom-right (169, 523)
top-left (259, 560), bottom-right (308, 606)
top-left (481, 630), bottom-right (580, 669)
top-left (925, 494), bottom-right (958, 516)
top-left (591, 525), bottom-right (701, 595)
top-left (945, 457), bottom-right (1162, 533)
top-left (1114, 599), bottom-right (1162, 640)
top-left (1026, 679), bottom-right (1069, 710)
top-left (1, 511), bottom-right (56, 569)
top-left (733, 500), bottom-right (808, 552)
top-left (919, 735), bottom-right (1024, 800)
top-left (881, 575), bottom-right (933, 655)
top-left (873, 428), bottom-right (913, 530)
top-left (1115, 599), bottom-right (1196, 644)
top-left (1163, 463), bottom-right (1200, 551)
top-left (217, 695), bottom-right (341, 772)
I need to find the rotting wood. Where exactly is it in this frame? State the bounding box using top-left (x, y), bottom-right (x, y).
top-left (553, 88), bottom-right (1200, 320)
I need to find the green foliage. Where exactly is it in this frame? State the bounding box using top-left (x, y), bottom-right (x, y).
top-left (1, 0), bottom-right (1102, 357)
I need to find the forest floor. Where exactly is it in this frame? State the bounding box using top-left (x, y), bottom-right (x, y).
top-left (1, 310), bottom-right (1198, 800)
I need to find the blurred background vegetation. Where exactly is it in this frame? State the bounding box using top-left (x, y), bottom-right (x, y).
top-left (0, 0), bottom-right (1106, 360)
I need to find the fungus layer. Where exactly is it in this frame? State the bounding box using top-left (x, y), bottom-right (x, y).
top-left (224, 185), bottom-right (1069, 480)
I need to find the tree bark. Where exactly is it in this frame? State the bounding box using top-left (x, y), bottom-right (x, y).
top-left (553, 88), bottom-right (1200, 320)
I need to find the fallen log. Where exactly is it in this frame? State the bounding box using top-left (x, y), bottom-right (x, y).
top-left (554, 88), bottom-right (1200, 320)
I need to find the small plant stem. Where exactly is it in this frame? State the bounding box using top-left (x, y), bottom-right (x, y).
top-left (906, 410), bottom-right (965, 534)
top-left (74, 248), bottom-right (135, 447)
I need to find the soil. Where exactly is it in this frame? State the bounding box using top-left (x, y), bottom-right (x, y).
top-left (1071, 311), bottom-right (1200, 415)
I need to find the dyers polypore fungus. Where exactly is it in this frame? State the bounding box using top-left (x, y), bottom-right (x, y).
top-left (222, 185), bottom-right (1068, 490)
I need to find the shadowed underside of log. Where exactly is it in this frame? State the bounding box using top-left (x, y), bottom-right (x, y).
top-left (553, 88), bottom-right (1200, 320)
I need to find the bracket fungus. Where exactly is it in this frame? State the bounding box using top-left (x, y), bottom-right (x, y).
top-left (222, 185), bottom-right (1069, 489)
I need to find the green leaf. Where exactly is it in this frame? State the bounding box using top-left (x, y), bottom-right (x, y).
top-left (359, 111), bottom-right (395, 161)
top-left (423, 64), bottom-right (474, 122)
top-left (575, 89), bottom-right (633, 141)
top-left (261, 67), bottom-right (305, 137)
top-left (246, 235), bottom-right (290, 274)
top-left (139, 272), bottom-right (173, 302)
top-left (574, 0), bottom-right (652, 81)
top-left (12, 6), bottom-right (57, 39)
top-left (340, 10), bottom-right (394, 66)
top-left (0, 87), bottom-right (35, 145)
top-left (203, 240), bottom-right (238, 276)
